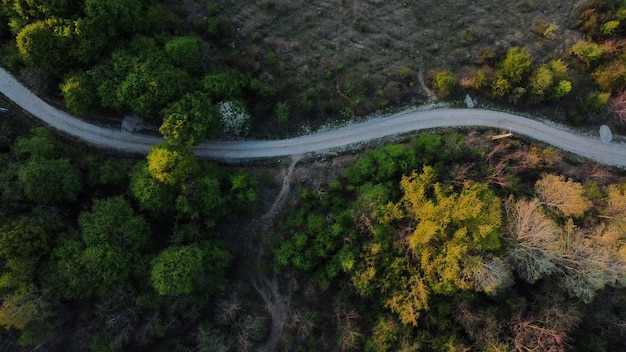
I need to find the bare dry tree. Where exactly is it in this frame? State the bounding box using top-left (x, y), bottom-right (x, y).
top-left (215, 284), bottom-right (244, 325)
top-left (454, 302), bottom-right (508, 350)
top-left (487, 158), bottom-right (515, 188)
top-left (584, 163), bottom-right (615, 185)
top-left (505, 198), bottom-right (560, 283)
top-left (251, 274), bottom-right (293, 352)
top-left (509, 299), bottom-right (581, 352)
top-left (485, 141), bottom-right (510, 162)
top-left (601, 38), bottom-right (626, 57)
top-left (609, 89), bottom-right (626, 125)
top-left (520, 146), bottom-right (562, 171)
top-left (450, 162), bottom-right (475, 186)
top-left (334, 303), bottom-right (363, 352)
top-left (196, 326), bottom-right (231, 352)
top-left (471, 256), bottom-right (514, 295)
top-left (511, 315), bottom-right (567, 352)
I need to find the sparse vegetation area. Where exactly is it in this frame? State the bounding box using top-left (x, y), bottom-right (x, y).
top-left (0, 0), bottom-right (626, 351)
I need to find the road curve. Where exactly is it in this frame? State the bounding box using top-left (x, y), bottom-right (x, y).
top-left (1, 67), bottom-right (625, 167)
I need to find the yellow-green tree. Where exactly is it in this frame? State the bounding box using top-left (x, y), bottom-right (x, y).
top-left (399, 166), bottom-right (506, 294)
top-left (353, 166), bottom-right (510, 326)
top-left (499, 47), bottom-right (533, 85)
top-left (146, 144), bottom-right (198, 186)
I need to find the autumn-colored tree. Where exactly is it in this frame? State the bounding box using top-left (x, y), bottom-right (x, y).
top-left (0, 287), bottom-right (50, 330)
top-left (535, 174), bottom-right (592, 217)
top-left (605, 184), bottom-right (626, 219)
top-left (400, 167), bottom-right (504, 292)
top-left (491, 76), bottom-right (511, 98)
top-left (592, 60), bottom-right (626, 92)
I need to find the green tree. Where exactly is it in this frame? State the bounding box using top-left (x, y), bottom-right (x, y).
top-left (115, 57), bottom-right (193, 120)
top-left (202, 70), bottom-right (250, 101)
top-left (0, 220), bottom-right (48, 260)
top-left (15, 19), bottom-right (75, 76)
top-left (160, 91), bottom-right (220, 147)
top-left (150, 242), bottom-right (231, 296)
top-left (83, 0), bottom-right (145, 35)
top-left (0, 2), bottom-right (12, 38)
top-left (12, 127), bottom-right (57, 159)
top-left (228, 169), bottom-right (258, 210)
top-left (49, 197), bottom-right (150, 300)
top-left (78, 196), bottom-right (149, 253)
top-left (71, 0), bottom-right (149, 63)
top-left (60, 72), bottom-right (100, 116)
top-left (18, 157), bottom-right (82, 204)
top-left (165, 36), bottom-right (204, 73)
top-left (130, 161), bottom-right (178, 214)
top-left (499, 47), bottom-right (533, 85)
top-left (582, 91), bottom-right (610, 114)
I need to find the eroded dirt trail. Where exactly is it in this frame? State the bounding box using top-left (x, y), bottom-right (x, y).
top-left (250, 155), bottom-right (302, 351)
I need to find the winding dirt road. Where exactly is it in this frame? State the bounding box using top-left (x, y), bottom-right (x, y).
top-left (1, 67), bottom-right (625, 167)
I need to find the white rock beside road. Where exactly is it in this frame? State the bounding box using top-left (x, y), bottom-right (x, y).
top-left (600, 125), bottom-right (613, 144)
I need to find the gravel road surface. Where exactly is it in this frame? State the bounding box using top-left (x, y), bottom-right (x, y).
top-left (1, 67), bottom-right (625, 167)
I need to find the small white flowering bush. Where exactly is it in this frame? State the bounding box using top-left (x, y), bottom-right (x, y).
top-left (218, 100), bottom-right (250, 137)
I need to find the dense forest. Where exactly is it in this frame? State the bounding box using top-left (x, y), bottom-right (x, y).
top-left (0, 0), bottom-right (625, 351)
top-left (270, 133), bottom-right (626, 351)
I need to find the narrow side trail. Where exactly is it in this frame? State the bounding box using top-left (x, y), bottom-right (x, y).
top-left (1, 67), bottom-right (625, 167)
